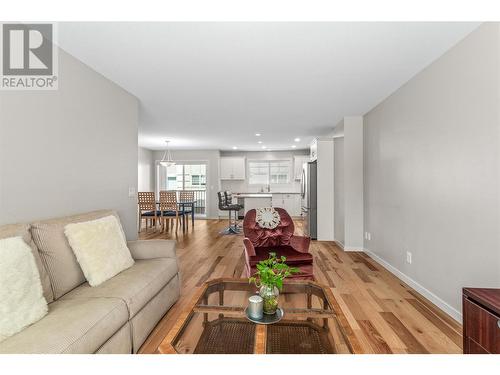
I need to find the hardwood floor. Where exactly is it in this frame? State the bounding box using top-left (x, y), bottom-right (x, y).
top-left (138, 218), bottom-right (462, 354)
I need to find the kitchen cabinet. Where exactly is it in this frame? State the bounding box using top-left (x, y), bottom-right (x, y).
top-left (272, 193), bottom-right (301, 216)
top-left (293, 155), bottom-right (310, 180)
top-left (243, 196), bottom-right (272, 214)
top-left (220, 157), bottom-right (245, 180)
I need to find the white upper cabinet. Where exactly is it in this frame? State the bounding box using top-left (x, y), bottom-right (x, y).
top-left (293, 155), bottom-right (310, 180)
top-left (220, 157), bottom-right (246, 180)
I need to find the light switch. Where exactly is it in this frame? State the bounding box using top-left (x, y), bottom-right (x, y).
top-left (128, 187), bottom-right (136, 198)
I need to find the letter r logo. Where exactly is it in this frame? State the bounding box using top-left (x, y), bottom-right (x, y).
top-left (2, 24), bottom-right (53, 75)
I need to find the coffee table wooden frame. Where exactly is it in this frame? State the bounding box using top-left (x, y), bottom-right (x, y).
top-left (158, 277), bottom-right (362, 354)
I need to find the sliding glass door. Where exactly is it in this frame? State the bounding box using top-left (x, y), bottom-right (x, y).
top-left (157, 162), bottom-right (207, 216)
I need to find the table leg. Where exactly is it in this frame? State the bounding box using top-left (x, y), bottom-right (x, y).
top-left (307, 288), bottom-right (313, 323)
top-left (218, 285), bottom-right (224, 319)
top-left (323, 298), bottom-right (329, 331)
top-left (191, 203), bottom-right (195, 227)
top-left (203, 296), bottom-right (208, 325)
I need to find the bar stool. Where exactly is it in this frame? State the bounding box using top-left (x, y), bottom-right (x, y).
top-left (218, 191), bottom-right (243, 235)
top-left (224, 191), bottom-right (243, 229)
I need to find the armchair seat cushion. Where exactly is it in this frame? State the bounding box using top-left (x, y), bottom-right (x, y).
top-left (250, 245), bottom-right (313, 267)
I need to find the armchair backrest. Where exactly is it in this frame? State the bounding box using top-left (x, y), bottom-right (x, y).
top-left (243, 207), bottom-right (294, 248)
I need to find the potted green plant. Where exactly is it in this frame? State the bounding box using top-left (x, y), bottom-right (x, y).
top-left (249, 252), bottom-right (300, 315)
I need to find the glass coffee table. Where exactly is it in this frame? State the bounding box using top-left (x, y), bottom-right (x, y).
top-left (158, 278), bottom-right (362, 354)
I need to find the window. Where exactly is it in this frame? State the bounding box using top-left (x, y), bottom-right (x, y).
top-left (248, 161), bottom-right (270, 185)
top-left (248, 160), bottom-right (290, 185)
top-left (157, 162), bottom-right (208, 216)
top-left (270, 161), bottom-right (290, 184)
top-left (191, 174), bottom-right (206, 186)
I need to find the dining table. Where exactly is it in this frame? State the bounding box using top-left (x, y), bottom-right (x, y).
top-left (156, 200), bottom-right (196, 231)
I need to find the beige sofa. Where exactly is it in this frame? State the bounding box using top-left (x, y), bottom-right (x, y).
top-left (0, 210), bottom-right (180, 354)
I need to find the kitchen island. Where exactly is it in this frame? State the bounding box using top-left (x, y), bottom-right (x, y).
top-left (232, 192), bottom-right (301, 217)
top-left (233, 193), bottom-right (272, 215)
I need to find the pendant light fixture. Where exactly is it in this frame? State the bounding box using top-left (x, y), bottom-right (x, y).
top-left (159, 140), bottom-right (175, 167)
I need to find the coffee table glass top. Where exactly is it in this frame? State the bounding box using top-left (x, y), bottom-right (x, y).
top-left (159, 278), bottom-right (361, 354)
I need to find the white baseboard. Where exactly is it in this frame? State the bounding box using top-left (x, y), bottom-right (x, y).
top-left (344, 246), bottom-right (364, 252)
top-left (363, 248), bottom-right (462, 323)
top-left (334, 240), bottom-right (344, 249)
top-left (335, 240), bottom-right (364, 252)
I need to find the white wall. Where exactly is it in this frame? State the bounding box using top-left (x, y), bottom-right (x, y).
top-left (0, 49), bottom-right (139, 239)
top-left (220, 150), bottom-right (309, 194)
top-left (344, 116), bottom-right (364, 249)
top-left (152, 149), bottom-right (220, 219)
top-left (316, 138), bottom-right (335, 241)
top-left (363, 23), bottom-right (500, 320)
top-left (334, 137), bottom-right (345, 246)
top-left (331, 117), bottom-right (364, 249)
top-left (138, 147), bottom-right (155, 192)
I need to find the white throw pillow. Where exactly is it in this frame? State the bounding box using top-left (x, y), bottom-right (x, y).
top-left (0, 236), bottom-right (48, 342)
top-left (64, 215), bottom-right (134, 287)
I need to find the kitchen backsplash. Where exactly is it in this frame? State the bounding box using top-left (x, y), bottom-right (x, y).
top-left (220, 150), bottom-right (307, 194)
top-left (220, 179), bottom-right (301, 194)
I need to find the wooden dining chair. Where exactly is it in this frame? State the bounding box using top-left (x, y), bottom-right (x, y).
top-left (138, 192), bottom-right (158, 232)
top-left (179, 190), bottom-right (195, 225)
top-left (159, 191), bottom-right (183, 232)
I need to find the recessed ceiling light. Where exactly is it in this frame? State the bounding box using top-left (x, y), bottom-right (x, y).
top-left (255, 133), bottom-right (261, 137)
top-left (258, 141), bottom-right (263, 144)
top-left (294, 138), bottom-right (301, 142)
top-left (261, 145), bottom-right (267, 149)
top-left (232, 146), bottom-right (238, 150)
top-left (291, 145), bottom-right (296, 148)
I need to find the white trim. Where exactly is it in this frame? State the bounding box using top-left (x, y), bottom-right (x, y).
top-left (363, 247), bottom-right (462, 323)
top-left (335, 240), bottom-right (364, 252)
top-left (344, 246), bottom-right (364, 252)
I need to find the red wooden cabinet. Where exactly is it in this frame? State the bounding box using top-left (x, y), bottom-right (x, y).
top-left (462, 288), bottom-right (500, 354)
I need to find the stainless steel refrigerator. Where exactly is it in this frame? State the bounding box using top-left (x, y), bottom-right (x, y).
top-left (301, 160), bottom-right (317, 239)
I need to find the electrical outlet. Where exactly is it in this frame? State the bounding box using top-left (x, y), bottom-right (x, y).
top-left (406, 251), bottom-right (412, 264)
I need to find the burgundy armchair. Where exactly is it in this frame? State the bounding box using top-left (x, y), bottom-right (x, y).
top-left (242, 207), bottom-right (314, 280)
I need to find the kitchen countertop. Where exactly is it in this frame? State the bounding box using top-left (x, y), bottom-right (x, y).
top-left (234, 192), bottom-right (301, 196)
top-left (234, 193), bottom-right (272, 198)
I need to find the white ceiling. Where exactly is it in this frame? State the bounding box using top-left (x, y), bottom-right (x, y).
top-left (58, 22), bottom-right (479, 151)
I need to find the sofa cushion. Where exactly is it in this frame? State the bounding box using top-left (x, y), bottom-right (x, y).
top-left (0, 223), bottom-right (53, 303)
top-left (0, 297), bottom-right (128, 354)
top-left (127, 239), bottom-right (177, 260)
top-left (130, 275), bottom-right (180, 352)
top-left (65, 215), bottom-right (134, 286)
top-left (0, 237), bottom-right (48, 343)
top-left (61, 258), bottom-right (179, 318)
top-left (31, 210), bottom-right (122, 299)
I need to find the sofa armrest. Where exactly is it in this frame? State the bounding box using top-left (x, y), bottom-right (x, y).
top-left (127, 240), bottom-right (177, 260)
top-left (290, 235), bottom-right (311, 253)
